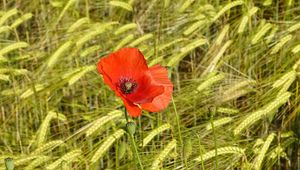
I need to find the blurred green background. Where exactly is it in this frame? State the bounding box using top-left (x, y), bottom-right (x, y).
top-left (0, 0), bottom-right (299, 169)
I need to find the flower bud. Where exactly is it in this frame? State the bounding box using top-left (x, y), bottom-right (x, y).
top-left (5, 157), bottom-right (14, 170)
top-left (126, 121), bottom-right (136, 135)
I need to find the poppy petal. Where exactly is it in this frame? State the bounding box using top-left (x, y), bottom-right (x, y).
top-left (97, 48), bottom-right (148, 85)
top-left (141, 65), bottom-right (173, 112)
top-left (121, 97), bottom-right (142, 117)
top-left (126, 75), bottom-right (164, 104)
top-left (97, 63), bottom-right (117, 90)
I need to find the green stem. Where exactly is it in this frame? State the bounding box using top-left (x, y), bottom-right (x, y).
top-left (124, 109), bottom-right (144, 170)
top-left (128, 133), bottom-right (144, 170)
top-left (171, 97), bottom-right (186, 168)
top-left (171, 97), bottom-right (183, 144)
top-left (210, 107), bottom-right (218, 170)
top-left (124, 108), bottom-right (129, 122)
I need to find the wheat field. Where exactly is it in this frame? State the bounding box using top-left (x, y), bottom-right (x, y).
top-left (0, 0), bottom-right (299, 169)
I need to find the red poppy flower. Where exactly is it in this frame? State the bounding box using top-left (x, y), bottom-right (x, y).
top-left (97, 47), bottom-right (173, 117)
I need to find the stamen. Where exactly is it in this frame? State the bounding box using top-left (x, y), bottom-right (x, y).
top-left (117, 77), bottom-right (138, 94)
top-left (125, 82), bottom-right (133, 91)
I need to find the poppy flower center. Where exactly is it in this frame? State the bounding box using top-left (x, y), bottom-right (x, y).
top-left (117, 77), bottom-right (138, 94)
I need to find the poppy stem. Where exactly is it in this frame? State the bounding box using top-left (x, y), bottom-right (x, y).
top-left (124, 109), bottom-right (144, 170)
top-left (128, 132), bottom-right (144, 170)
top-left (171, 97), bottom-right (186, 168)
top-left (124, 107), bottom-right (129, 122)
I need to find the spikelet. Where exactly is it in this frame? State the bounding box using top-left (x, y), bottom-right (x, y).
top-left (270, 34), bottom-right (292, 54)
top-left (109, 1), bottom-right (133, 11)
top-left (277, 80), bottom-right (294, 96)
top-left (114, 23), bottom-right (137, 35)
top-left (0, 68), bottom-right (29, 75)
top-left (149, 56), bottom-right (164, 66)
top-left (221, 89), bottom-right (252, 102)
top-left (128, 33), bottom-right (153, 47)
top-left (14, 155), bottom-right (39, 166)
top-left (54, 113), bottom-right (66, 122)
top-left (145, 38), bottom-right (186, 58)
top-left (0, 74), bottom-right (9, 81)
top-left (288, 22), bottom-right (300, 33)
top-left (0, 26), bottom-right (10, 34)
top-left (164, 0), bottom-right (170, 8)
top-left (0, 55), bottom-right (8, 62)
top-left (55, 0), bottom-right (77, 26)
top-left (272, 70), bottom-right (296, 88)
top-left (288, 0), bottom-right (293, 6)
top-left (20, 84), bottom-right (45, 99)
top-left (263, 92), bottom-right (291, 115)
top-left (36, 111), bottom-right (66, 146)
top-left (36, 111), bottom-right (55, 146)
top-left (76, 22), bottom-right (117, 47)
top-left (266, 26), bottom-right (278, 43)
top-left (281, 137), bottom-right (297, 148)
top-left (253, 133), bottom-right (275, 170)
top-left (251, 23), bottom-right (273, 44)
top-left (180, 39), bottom-right (208, 54)
top-left (179, 0), bottom-right (195, 13)
top-left (24, 156), bottom-right (51, 170)
top-left (68, 65), bottom-right (95, 85)
top-left (293, 59), bottom-right (300, 70)
top-left (238, 7), bottom-right (259, 34)
top-left (62, 67), bottom-right (83, 79)
top-left (86, 110), bottom-right (123, 137)
top-left (80, 45), bottom-right (100, 58)
top-left (90, 129), bottom-right (125, 163)
top-left (291, 43), bottom-right (300, 54)
top-left (224, 80), bottom-right (256, 95)
top-left (10, 13), bottom-right (32, 28)
top-left (0, 9), bottom-right (18, 26)
top-left (183, 20), bottom-right (206, 36)
top-left (248, 6), bottom-right (259, 16)
top-left (67, 17), bottom-right (89, 33)
top-left (196, 73), bottom-right (224, 93)
top-left (47, 41), bottom-right (73, 69)
top-left (206, 40), bottom-right (232, 72)
top-left (277, 74), bottom-right (296, 96)
top-left (13, 54), bottom-right (31, 61)
top-left (194, 14), bottom-right (206, 20)
top-left (114, 34), bottom-right (135, 51)
top-left (215, 24), bottom-right (229, 45)
top-left (32, 140), bottom-right (64, 155)
top-left (0, 42), bottom-right (29, 56)
top-left (263, 0), bottom-right (272, 6)
top-left (1, 87), bottom-right (22, 96)
top-left (141, 123), bottom-right (171, 147)
top-left (233, 92), bottom-right (291, 135)
top-left (150, 140), bottom-right (177, 170)
top-left (217, 107), bottom-right (239, 114)
top-left (46, 149), bottom-right (82, 170)
top-left (212, 1), bottom-right (244, 22)
top-left (253, 138), bottom-right (264, 150)
top-left (159, 38), bottom-right (186, 49)
top-left (206, 117), bottom-right (233, 130)
top-left (269, 146), bottom-right (284, 159)
top-left (167, 38), bottom-right (207, 66)
top-left (238, 15), bottom-right (249, 34)
top-left (280, 131), bottom-right (294, 138)
top-left (194, 146), bottom-right (245, 162)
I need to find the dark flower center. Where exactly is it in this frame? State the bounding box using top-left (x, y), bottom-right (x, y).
top-left (118, 77), bottom-right (138, 94)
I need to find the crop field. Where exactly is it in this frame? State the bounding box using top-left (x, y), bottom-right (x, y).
top-left (0, 0), bottom-right (299, 169)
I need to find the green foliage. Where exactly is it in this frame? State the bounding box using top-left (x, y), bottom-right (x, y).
top-left (0, 0), bottom-right (300, 169)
